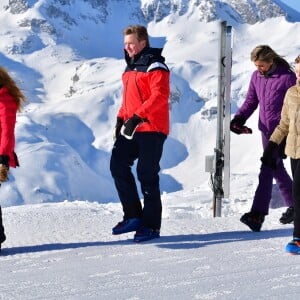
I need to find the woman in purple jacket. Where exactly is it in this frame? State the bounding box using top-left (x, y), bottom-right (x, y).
top-left (230, 45), bottom-right (296, 232)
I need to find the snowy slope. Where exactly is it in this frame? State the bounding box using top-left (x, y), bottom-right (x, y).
top-left (0, 193), bottom-right (299, 300)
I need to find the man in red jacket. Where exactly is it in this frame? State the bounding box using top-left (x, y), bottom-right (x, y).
top-left (110, 25), bottom-right (170, 242)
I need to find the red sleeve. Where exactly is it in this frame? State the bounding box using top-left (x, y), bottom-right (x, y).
top-left (0, 98), bottom-right (17, 155)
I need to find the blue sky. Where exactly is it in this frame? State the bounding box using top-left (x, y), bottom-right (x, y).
top-left (280, 0), bottom-right (300, 12)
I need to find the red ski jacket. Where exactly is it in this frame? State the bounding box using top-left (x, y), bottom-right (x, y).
top-left (0, 86), bottom-right (18, 168)
top-left (118, 47), bottom-right (170, 135)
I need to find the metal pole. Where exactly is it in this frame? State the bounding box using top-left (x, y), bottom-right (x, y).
top-left (213, 21), bottom-right (232, 217)
top-left (223, 24), bottom-right (232, 199)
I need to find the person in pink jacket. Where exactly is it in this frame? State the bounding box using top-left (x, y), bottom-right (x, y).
top-left (0, 66), bottom-right (26, 252)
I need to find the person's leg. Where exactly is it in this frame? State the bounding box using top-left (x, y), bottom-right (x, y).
top-left (250, 165), bottom-right (274, 214)
top-left (285, 159), bottom-right (300, 253)
top-left (250, 134), bottom-right (274, 215)
top-left (251, 135), bottom-right (293, 214)
top-left (271, 139), bottom-right (294, 224)
top-left (136, 133), bottom-right (166, 230)
top-left (241, 134), bottom-right (272, 231)
top-left (291, 159), bottom-right (300, 238)
top-left (273, 149), bottom-right (293, 208)
top-left (0, 206), bottom-right (6, 248)
top-left (110, 136), bottom-right (142, 219)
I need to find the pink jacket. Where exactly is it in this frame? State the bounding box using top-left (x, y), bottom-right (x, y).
top-left (0, 86), bottom-right (18, 167)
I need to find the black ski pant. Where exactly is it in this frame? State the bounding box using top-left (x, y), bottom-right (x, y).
top-left (110, 132), bottom-right (166, 230)
top-left (291, 158), bottom-right (300, 238)
top-left (0, 206), bottom-right (6, 244)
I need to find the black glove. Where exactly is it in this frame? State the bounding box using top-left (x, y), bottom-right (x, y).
top-left (230, 115), bottom-right (252, 135)
top-left (0, 155), bottom-right (9, 182)
top-left (278, 137), bottom-right (287, 159)
top-left (113, 117), bottom-right (124, 141)
top-left (261, 141), bottom-right (278, 169)
top-left (0, 155), bottom-right (9, 168)
top-left (121, 114), bottom-right (143, 140)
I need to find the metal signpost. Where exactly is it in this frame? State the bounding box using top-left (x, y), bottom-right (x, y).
top-left (205, 21), bottom-right (232, 217)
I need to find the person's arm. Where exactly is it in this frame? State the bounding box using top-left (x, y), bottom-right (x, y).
top-left (261, 92), bottom-right (290, 168)
top-left (0, 101), bottom-right (16, 181)
top-left (0, 101), bottom-right (16, 159)
top-left (235, 72), bottom-right (260, 120)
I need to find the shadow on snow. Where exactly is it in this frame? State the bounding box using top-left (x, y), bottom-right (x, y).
top-left (155, 228), bottom-right (292, 250)
top-left (1, 228), bottom-right (292, 256)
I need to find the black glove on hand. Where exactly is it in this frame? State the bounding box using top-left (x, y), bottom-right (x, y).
top-left (113, 117), bottom-right (124, 141)
top-left (121, 114), bottom-right (143, 140)
top-left (230, 115), bottom-right (252, 135)
top-left (0, 155), bottom-right (9, 168)
top-left (261, 141), bottom-right (278, 169)
top-left (0, 155), bottom-right (9, 182)
top-left (278, 137), bottom-right (287, 159)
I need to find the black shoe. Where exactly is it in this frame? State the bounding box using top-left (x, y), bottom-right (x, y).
top-left (0, 233), bottom-right (6, 253)
top-left (240, 211), bottom-right (265, 232)
top-left (279, 207), bottom-right (294, 224)
top-left (133, 226), bottom-right (160, 243)
top-left (112, 218), bottom-right (141, 235)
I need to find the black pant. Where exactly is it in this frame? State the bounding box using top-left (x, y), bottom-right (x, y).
top-left (110, 132), bottom-right (166, 230)
top-left (0, 206), bottom-right (6, 243)
top-left (290, 158), bottom-right (300, 238)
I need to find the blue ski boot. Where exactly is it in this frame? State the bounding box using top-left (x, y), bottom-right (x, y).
top-left (112, 218), bottom-right (141, 235)
top-left (285, 238), bottom-right (300, 255)
top-left (133, 226), bottom-right (160, 243)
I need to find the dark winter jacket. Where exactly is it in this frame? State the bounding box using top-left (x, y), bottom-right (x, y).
top-left (236, 63), bottom-right (296, 138)
top-left (117, 47), bottom-right (170, 135)
top-left (0, 86), bottom-right (18, 168)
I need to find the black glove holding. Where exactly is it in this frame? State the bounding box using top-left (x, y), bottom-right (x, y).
top-left (261, 141), bottom-right (278, 169)
top-left (278, 137), bottom-right (287, 159)
top-left (121, 114), bottom-right (143, 140)
top-left (0, 155), bottom-right (9, 168)
top-left (113, 117), bottom-right (124, 141)
top-left (230, 115), bottom-right (252, 135)
top-left (0, 155), bottom-right (9, 182)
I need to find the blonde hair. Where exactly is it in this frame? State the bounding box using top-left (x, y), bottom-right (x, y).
top-left (0, 66), bottom-right (26, 111)
top-left (123, 25), bottom-right (150, 47)
top-left (250, 45), bottom-right (292, 70)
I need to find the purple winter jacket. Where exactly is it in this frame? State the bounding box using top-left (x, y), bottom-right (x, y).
top-left (236, 64), bottom-right (296, 138)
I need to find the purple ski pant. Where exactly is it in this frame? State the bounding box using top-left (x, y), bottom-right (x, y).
top-left (251, 133), bottom-right (293, 215)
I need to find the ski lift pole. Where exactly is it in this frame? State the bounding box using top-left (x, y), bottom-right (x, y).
top-left (213, 21), bottom-right (232, 217)
top-left (223, 24), bottom-right (232, 200)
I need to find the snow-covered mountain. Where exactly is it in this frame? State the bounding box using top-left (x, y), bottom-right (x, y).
top-left (3, 0), bottom-right (300, 60)
top-left (0, 0), bottom-right (299, 206)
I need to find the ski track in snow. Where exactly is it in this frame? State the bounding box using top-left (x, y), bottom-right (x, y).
top-left (0, 197), bottom-right (299, 300)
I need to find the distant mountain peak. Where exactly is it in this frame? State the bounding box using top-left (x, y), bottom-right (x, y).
top-left (3, 0), bottom-right (298, 25)
top-left (140, 0), bottom-right (296, 24)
